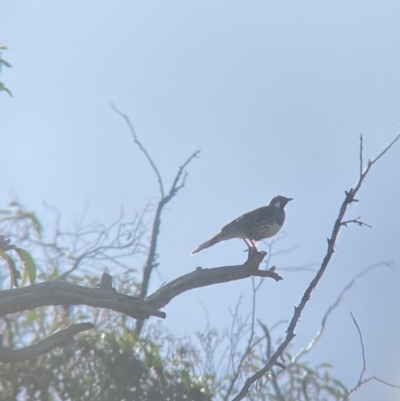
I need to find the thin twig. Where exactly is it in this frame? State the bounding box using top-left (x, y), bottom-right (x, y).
top-left (351, 312), bottom-right (366, 388)
top-left (259, 322), bottom-right (286, 401)
top-left (345, 311), bottom-right (400, 398)
top-left (359, 134), bottom-right (363, 177)
top-left (295, 261), bottom-right (392, 361)
top-left (360, 377), bottom-right (400, 390)
top-left (369, 134), bottom-right (400, 165)
top-left (111, 101), bottom-right (165, 198)
top-left (341, 217), bottom-right (372, 228)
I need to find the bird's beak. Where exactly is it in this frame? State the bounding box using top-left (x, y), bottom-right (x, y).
top-left (286, 197), bottom-right (293, 202)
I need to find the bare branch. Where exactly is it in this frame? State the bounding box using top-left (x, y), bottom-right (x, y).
top-left (0, 276), bottom-right (165, 321)
top-left (359, 134), bottom-right (363, 177)
top-left (146, 249), bottom-right (281, 310)
top-left (223, 282), bottom-right (258, 400)
top-left (0, 322), bottom-right (94, 363)
top-left (346, 311), bottom-right (400, 398)
top-left (359, 377), bottom-right (400, 390)
top-left (111, 101), bottom-right (165, 198)
top-left (111, 103), bottom-right (200, 335)
top-left (258, 321), bottom-right (286, 401)
top-left (232, 134), bottom-right (400, 401)
top-left (350, 312), bottom-right (366, 391)
top-left (165, 151), bottom-right (200, 200)
top-left (135, 150), bottom-right (199, 334)
top-left (341, 216), bottom-right (372, 229)
top-left (369, 133), bottom-right (400, 165)
top-left (138, 151), bottom-right (200, 299)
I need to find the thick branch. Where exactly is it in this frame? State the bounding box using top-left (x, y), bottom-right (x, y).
top-left (0, 278), bottom-right (165, 320)
top-left (0, 322), bottom-right (94, 363)
top-left (146, 248), bottom-right (281, 310)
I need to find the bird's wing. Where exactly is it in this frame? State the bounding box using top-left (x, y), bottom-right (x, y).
top-left (221, 206), bottom-right (271, 232)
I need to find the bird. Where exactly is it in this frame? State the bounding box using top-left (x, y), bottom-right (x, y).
top-left (191, 195), bottom-right (293, 254)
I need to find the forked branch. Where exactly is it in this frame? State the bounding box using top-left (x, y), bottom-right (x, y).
top-left (111, 102), bottom-right (199, 335)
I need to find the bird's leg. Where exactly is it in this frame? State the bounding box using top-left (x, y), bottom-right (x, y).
top-left (242, 238), bottom-right (254, 252)
top-left (250, 239), bottom-right (258, 250)
top-left (242, 238), bottom-right (252, 248)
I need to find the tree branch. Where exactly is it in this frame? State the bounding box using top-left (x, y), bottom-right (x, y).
top-left (0, 322), bottom-right (94, 363)
top-left (346, 312), bottom-right (400, 398)
top-left (146, 248), bottom-right (281, 310)
top-left (111, 102), bottom-right (165, 198)
top-left (111, 102), bottom-right (200, 335)
top-left (0, 276), bottom-right (166, 321)
top-left (232, 133), bottom-right (400, 401)
top-left (138, 150), bottom-right (200, 301)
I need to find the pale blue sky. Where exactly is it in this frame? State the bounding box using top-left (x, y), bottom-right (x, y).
top-left (1, 1), bottom-right (399, 399)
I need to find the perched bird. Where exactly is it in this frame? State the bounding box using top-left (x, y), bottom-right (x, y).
top-left (192, 195), bottom-right (292, 254)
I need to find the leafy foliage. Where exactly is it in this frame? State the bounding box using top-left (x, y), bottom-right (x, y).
top-left (0, 327), bottom-right (213, 401)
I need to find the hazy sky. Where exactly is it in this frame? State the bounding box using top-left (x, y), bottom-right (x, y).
top-left (1, 1), bottom-right (399, 400)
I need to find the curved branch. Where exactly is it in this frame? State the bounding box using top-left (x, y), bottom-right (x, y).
top-left (0, 322), bottom-right (94, 363)
top-left (0, 277), bottom-right (166, 321)
top-left (145, 248), bottom-right (281, 310)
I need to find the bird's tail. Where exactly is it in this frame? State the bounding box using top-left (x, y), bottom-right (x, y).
top-left (191, 233), bottom-right (225, 254)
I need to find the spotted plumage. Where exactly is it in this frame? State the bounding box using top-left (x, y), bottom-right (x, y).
top-left (192, 195), bottom-right (292, 254)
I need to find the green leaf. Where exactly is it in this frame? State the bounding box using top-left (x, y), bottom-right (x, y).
top-left (47, 264), bottom-right (59, 280)
top-left (0, 58), bottom-right (12, 68)
top-left (8, 199), bottom-right (20, 207)
top-left (0, 249), bottom-right (20, 287)
top-left (23, 212), bottom-right (43, 237)
top-left (15, 248), bottom-right (36, 284)
top-left (0, 81), bottom-right (13, 97)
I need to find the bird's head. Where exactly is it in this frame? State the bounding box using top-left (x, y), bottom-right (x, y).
top-left (269, 195), bottom-right (293, 209)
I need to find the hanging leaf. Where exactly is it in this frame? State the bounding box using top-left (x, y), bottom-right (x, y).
top-left (23, 212), bottom-right (43, 238)
top-left (15, 248), bottom-right (37, 284)
top-left (0, 249), bottom-right (20, 287)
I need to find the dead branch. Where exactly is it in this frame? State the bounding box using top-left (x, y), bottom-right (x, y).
top-left (341, 216), bottom-right (372, 228)
top-left (349, 312), bottom-right (366, 394)
top-left (232, 134), bottom-right (400, 401)
top-left (111, 102), bottom-right (199, 335)
top-left (145, 248), bottom-right (281, 310)
top-left (0, 277), bottom-right (165, 321)
top-left (111, 102), bottom-right (165, 197)
top-left (138, 151), bottom-right (199, 301)
top-left (259, 321), bottom-right (286, 401)
top-left (0, 322), bottom-right (94, 363)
